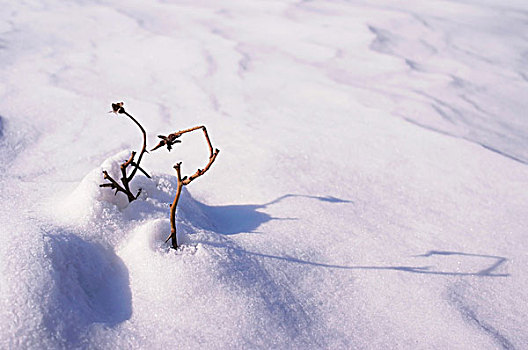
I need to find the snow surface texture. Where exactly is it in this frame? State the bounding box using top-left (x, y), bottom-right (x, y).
top-left (0, 0), bottom-right (527, 349)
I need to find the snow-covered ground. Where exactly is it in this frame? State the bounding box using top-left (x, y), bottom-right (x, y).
top-left (1, 0), bottom-right (527, 348)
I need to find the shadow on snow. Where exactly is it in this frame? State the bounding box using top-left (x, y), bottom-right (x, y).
top-left (42, 229), bottom-right (132, 346)
top-left (188, 193), bottom-right (353, 235)
top-left (181, 193), bottom-right (507, 277)
top-left (230, 249), bottom-right (509, 277)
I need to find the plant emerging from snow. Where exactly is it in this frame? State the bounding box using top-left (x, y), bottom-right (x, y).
top-left (151, 126), bottom-right (220, 249)
top-left (100, 102), bottom-right (220, 249)
top-left (99, 102), bottom-right (150, 202)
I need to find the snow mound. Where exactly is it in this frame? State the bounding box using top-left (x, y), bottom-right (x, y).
top-left (116, 218), bottom-right (322, 349)
top-left (52, 151), bottom-right (215, 243)
top-left (46, 152), bottom-right (323, 348)
top-left (3, 0), bottom-right (528, 347)
top-left (56, 150), bottom-right (139, 220)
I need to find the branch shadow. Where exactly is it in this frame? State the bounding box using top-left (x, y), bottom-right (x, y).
top-left (413, 250), bottom-right (509, 276)
top-left (187, 193), bottom-right (353, 235)
top-left (222, 248), bottom-right (509, 277)
top-left (179, 191), bottom-right (507, 277)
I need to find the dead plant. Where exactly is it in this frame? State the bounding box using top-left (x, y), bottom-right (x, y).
top-left (152, 126), bottom-right (220, 249)
top-left (100, 102), bottom-right (151, 202)
top-left (98, 102), bottom-right (220, 249)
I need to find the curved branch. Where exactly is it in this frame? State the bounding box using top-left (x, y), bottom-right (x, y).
top-left (122, 110), bottom-right (149, 180)
top-left (100, 102), bottom-right (151, 203)
top-left (154, 125), bottom-right (220, 249)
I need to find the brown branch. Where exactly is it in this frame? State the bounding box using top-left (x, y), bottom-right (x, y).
top-left (166, 162), bottom-right (184, 247)
top-left (151, 126), bottom-right (212, 154)
top-left (182, 149), bottom-right (219, 185)
top-left (201, 126), bottom-right (214, 156)
top-left (122, 151), bottom-right (136, 168)
top-left (155, 125), bottom-right (220, 249)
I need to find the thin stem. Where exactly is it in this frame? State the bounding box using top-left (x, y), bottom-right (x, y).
top-left (151, 126), bottom-right (215, 157)
top-left (158, 126), bottom-right (220, 249)
top-left (120, 152), bottom-right (135, 201)
top-left (123, 111), bottom-right (150, 180)
top-left (100, 170), bottom-right (133, 200)
top-left (201, 126), bottom-right (214, 156)
top-left (182, 150), bottom-right (219, 185)
top-left (100, 103), bottom-right (151, 203)
top-left (168, 162), bottom-right (184, 249)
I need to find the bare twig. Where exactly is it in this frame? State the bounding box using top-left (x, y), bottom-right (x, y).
top-left (98, 103), bottom-right (220, 248)
top-left (153, 125), bottom-right (220, 249)
top-left (166, 162), bottom-right (184, 248)
top-left (99, 102), bottom-right (151, 203)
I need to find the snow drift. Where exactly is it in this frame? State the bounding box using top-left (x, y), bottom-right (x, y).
top-left (1, 0), bottom-right (528, 349)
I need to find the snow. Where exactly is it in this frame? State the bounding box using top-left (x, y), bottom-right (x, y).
top-left (1, 0), bottom-right (527, 348)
